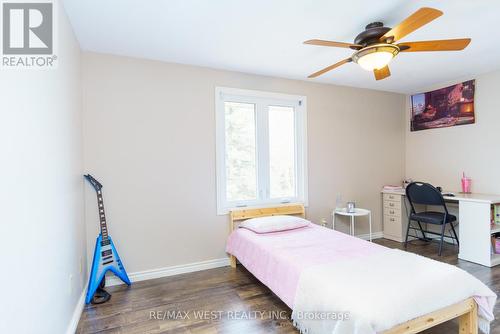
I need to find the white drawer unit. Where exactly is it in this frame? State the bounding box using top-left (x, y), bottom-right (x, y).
top-left (385, 206), bottom-right (401, 217)
top-left (381, 191), bottom-right (409, 242)
top-left (383, 193), bottom-right (401, 203)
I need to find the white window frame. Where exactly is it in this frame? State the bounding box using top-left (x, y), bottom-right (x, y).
top-left (215, 87), bottom-right (308, 215)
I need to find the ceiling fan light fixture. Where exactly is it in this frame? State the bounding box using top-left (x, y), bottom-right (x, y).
top-left (353, 44), bottom-right (400, 71)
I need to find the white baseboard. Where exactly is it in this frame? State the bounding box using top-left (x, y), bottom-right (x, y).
top-left (356, 231), bottom-right (384, 240)
top-left (66, 283), bottom-right (87, 334)
top-left (107, 257), bottom-right (231, 286)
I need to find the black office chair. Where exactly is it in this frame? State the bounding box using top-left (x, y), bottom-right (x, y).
top-left (405, 182), bottom-right (459, 256)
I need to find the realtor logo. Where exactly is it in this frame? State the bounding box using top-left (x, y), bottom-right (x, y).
top-left (1, 1), bottom-right (57, 68)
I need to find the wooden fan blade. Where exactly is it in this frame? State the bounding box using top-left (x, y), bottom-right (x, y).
top-left (381, 7), bottom-right (443, 43)
top-left (399, 38), bottom-right (471, 52)
top-left (374, 66), bottom-right (391, 81)
top-left (308, 58), bottom-right (352, 78)
top-left (304, 39), bottom-right (362, 50)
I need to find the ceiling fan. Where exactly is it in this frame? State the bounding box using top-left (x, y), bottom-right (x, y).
top-left (304, 7), bottom-right (471, 80)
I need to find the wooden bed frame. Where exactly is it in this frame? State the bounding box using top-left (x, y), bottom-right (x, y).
top-left (228, 204), bottom-right (478, 334)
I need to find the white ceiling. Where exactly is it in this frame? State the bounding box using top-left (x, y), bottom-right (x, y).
top-left (63, 0), bottom-right (500, 94)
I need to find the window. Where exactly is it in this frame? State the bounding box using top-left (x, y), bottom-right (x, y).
top-left (216, 87), bottom-right (307, 214)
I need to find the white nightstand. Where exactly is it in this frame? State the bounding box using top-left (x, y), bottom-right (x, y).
top-left (332, 208), bottom-right (372, 241)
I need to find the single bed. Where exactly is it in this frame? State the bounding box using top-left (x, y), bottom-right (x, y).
top-left (226, 204), bottom-right (494, 334)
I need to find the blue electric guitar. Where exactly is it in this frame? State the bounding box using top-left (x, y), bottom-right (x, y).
top-left (84, 174), bottom-right (131, 304)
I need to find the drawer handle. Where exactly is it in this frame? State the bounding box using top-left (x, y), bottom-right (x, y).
top-left (390, 210), bottom-right (394, 214)
top-left (389, 195), bottom-right (394, 199)
top-left (389, 203), bottom-right (394, 207)
top-left (390, 218), bottom-right (395, 222)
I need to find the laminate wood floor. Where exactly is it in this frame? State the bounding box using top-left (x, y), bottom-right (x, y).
top-left (77, 239), bottom-right (500, 334)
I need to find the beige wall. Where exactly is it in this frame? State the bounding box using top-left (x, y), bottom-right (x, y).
top-left (0, 2), bottom-right (85, 333)
top-left (82, 52), bottom-right (406, 273)
top-left (405, 70), bottom-right (500, 194)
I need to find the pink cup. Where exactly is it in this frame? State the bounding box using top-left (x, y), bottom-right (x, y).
top-left (461, 177), bottom-right (471, 193)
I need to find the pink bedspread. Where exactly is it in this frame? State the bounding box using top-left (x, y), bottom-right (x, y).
top-left (226, 224), bottom-right (385, 308)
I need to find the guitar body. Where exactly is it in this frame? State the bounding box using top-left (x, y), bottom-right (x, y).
top-left (85, 234), bottom-right (131, 304)
top-left (84, 174), bottom-right (131, 304)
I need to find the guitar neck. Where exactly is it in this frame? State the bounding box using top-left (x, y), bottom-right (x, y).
top-left (96, 191), bottom-right (109, 240)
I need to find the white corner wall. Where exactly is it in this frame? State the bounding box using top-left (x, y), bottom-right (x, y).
top-left (0, 2), bottom-right (86, 334)
top-left (405, 70), bottom-right (500, 194)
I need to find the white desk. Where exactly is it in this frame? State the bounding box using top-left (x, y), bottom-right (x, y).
top-left (382, 189), bottom-right (500, 267)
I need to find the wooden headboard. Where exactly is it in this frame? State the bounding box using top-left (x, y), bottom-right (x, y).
top-left (227, 204), bottom-right (305, 268)
top-left (229, 204), bottom-right (305, 232)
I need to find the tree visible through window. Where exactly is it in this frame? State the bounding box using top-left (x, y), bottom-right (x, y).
top-left (216, 87), bottom-right (307, 214)
top-left (224, 102), bottom-right (257, 201)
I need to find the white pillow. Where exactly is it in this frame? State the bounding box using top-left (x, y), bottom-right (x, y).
top-left (240, 215), bottom-right (311, 233)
